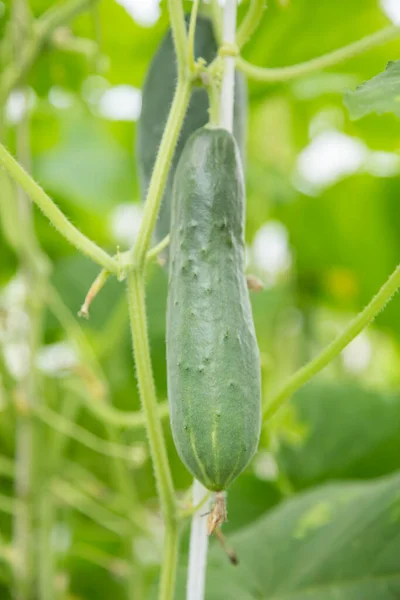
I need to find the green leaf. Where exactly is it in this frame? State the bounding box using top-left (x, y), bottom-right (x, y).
top-left (277, 382), bottom-right (400, 489)
top-left (344, 61), bottom-right (400, 119)
top-left (178, 472), bottom-right (400, 599)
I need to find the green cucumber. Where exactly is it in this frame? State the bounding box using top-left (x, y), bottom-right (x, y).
top-left (166, 127), bottom-right (261, 491)
top-left (137, 15), bottom-right (247, 260)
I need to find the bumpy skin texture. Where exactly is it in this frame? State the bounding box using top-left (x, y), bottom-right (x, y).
top-left (137, 15), bottom-right (247, 257)
top-left (167, 128), bottom-right (261, 491)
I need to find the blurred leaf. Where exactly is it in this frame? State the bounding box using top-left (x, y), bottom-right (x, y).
top-left (277, 382), bottom-right (400, 489)
top-left (344, 61), bottom-right (400, 120)
top-left (275, 175), bottom-right (400, 338)
top-left (35, 111), bottom-right (136, 209)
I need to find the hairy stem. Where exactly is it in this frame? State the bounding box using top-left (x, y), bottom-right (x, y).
top-left (0, 0), bottom-right (100, 101)
top-left (126, 270), bottom-right (178, 600)
top-left (237, 25), bottom-right (400, 82)
top-left (131, 80), bottom-right (190, 267)
top-left (167, 0), bottom-right (188, 78)
top-left (0, 142), bottom-right (117, 272)
top-left (188, 0), bottom-right (201, 72)
top-left (236, 0), bottom-right (265, 48)
top-left (210, 0), bottom-right (222, 44)
top-left (263, 263), bottom-right (400, 421)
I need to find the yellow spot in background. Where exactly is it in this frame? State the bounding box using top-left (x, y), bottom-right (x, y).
top-left (294, 501), bottom-right (333, 540)
top-left (324, 267), bottom-right (358, 303)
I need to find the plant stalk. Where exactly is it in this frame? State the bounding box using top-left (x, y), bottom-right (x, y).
top-left (264, 263), bottom-right (400, 421)
top-left (236, 25), bottom-right (400, 82)
top-left (126, 270), bottom-right (178, 600)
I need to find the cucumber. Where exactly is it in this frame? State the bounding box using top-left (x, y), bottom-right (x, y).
top-left (166, 127), bottom-right (261, 491)
top-left (137, 15), bottom-right (247, 260)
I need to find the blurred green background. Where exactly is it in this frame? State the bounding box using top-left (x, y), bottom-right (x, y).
top-left (1, 0), bottom-right (400, 598)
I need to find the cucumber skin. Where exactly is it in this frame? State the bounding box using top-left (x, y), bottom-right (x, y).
top-left (166, 128), bottom-right (261, 491)
top-left (137, 15), bottom-right (247, 258)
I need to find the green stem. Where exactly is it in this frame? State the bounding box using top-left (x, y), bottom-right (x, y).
top-left (104, 421), bottom-right (145, 600)
top-left (35, 404), bottom-right (140, 462)
top-left (0, 494), bottom-right (15, 515)
top-left (0, 456), bottom-right (14, 479)
top-left (52, 479), bottom-right (127, 536)
top-left (160, 524), bottom-right (180, 599)
top-left (167, 0), bottom-right (188, 78)
top-left (207, 81), bottom-right (221, 127)
top-left (237, 25), bottom-right (400, 82)
top-left (236, 0), bottom-right (265, 48)
top-left (71, 383), bottom-right (170, 427)
top-left (188, 0), bottom-right (201, 72)
top-left (131, 79), bottom-right (190, 266)
top-left (46, 286), bottom-right (170, 428)
top-left (146, 234), bottom-right (170, 263)
top-left (51, 30), bottom-right (98, 58)
top-left (210, 0), bottom-right (222, 44)
top-left (47, 284), bottom-right (144, 598)
top-left (10, 67), bottom-right (43, 600)
top-left (126, 270), bottom-right (178, 600)
top-left (263, 263), bottom-right (400, 421)
top-left (0, 142), bottom-right (117, 272)
top-left (37, 393), bottom-right (81, 600)
top-left (0, 0), bottom-right (100, 102)
top-left (126, 271), bottom-right (176, 519)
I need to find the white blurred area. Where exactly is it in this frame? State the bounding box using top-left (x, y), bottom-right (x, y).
top-left (98, 85), bottom-right (142, 121)
top-left (116, 0), bottom-right (161, 26)
top-left (296, 128), bottom-right (400, 192)
top-left (381, 0), bottom-right (400, 23)
top-left (48, 86), bottom-right (74, 110)
top-left (341, 333), bottom-right (373, 374)
top-left (253, 451), bottom-right (279, 481)
top-left (0, 277), bottom-right (78, 378)
top-left (0, 277), bottom-right (31, 380)
top-left (5, 89), bottom-right (36, 124)
top-left (80, 76), bottom-right (142, 121)
top-left (251, 221), bottom-right (292, 285)
top-left (111, 203), bottom-right (143, 247)
top-left (36, 342), bottom-right (78, 376)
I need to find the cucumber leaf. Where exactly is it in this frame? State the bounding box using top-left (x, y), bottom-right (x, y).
top-left (176, 472), bottom-right (400, 599)
top-left (277, 381), bottom-right (400, 489)
top-left (344, 60), bottom-right (400, 119)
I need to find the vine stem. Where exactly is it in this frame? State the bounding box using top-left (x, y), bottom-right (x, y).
top-left (188, 0), bottom-right (201, 72)
top-left (0, 142), bottom-right (117, 272)
top-left (131, 79), bottom-right (190, 267)
top-left (0, 0), bottom-right (100, 102)
top-left (124, 5), bottom-right (192, 600)
top-left (187, 3), bottom-right (237, 600)
top-left (263, 263), bottom-right (400, 421)
top-left (126, 271), bottom-right (177, 600)
top-left (236, 0), bottom-right (265, 49)
top-left (237, 25), bottom-right (400, 82)
top-left (167, 0), bottom-right (188, 79)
